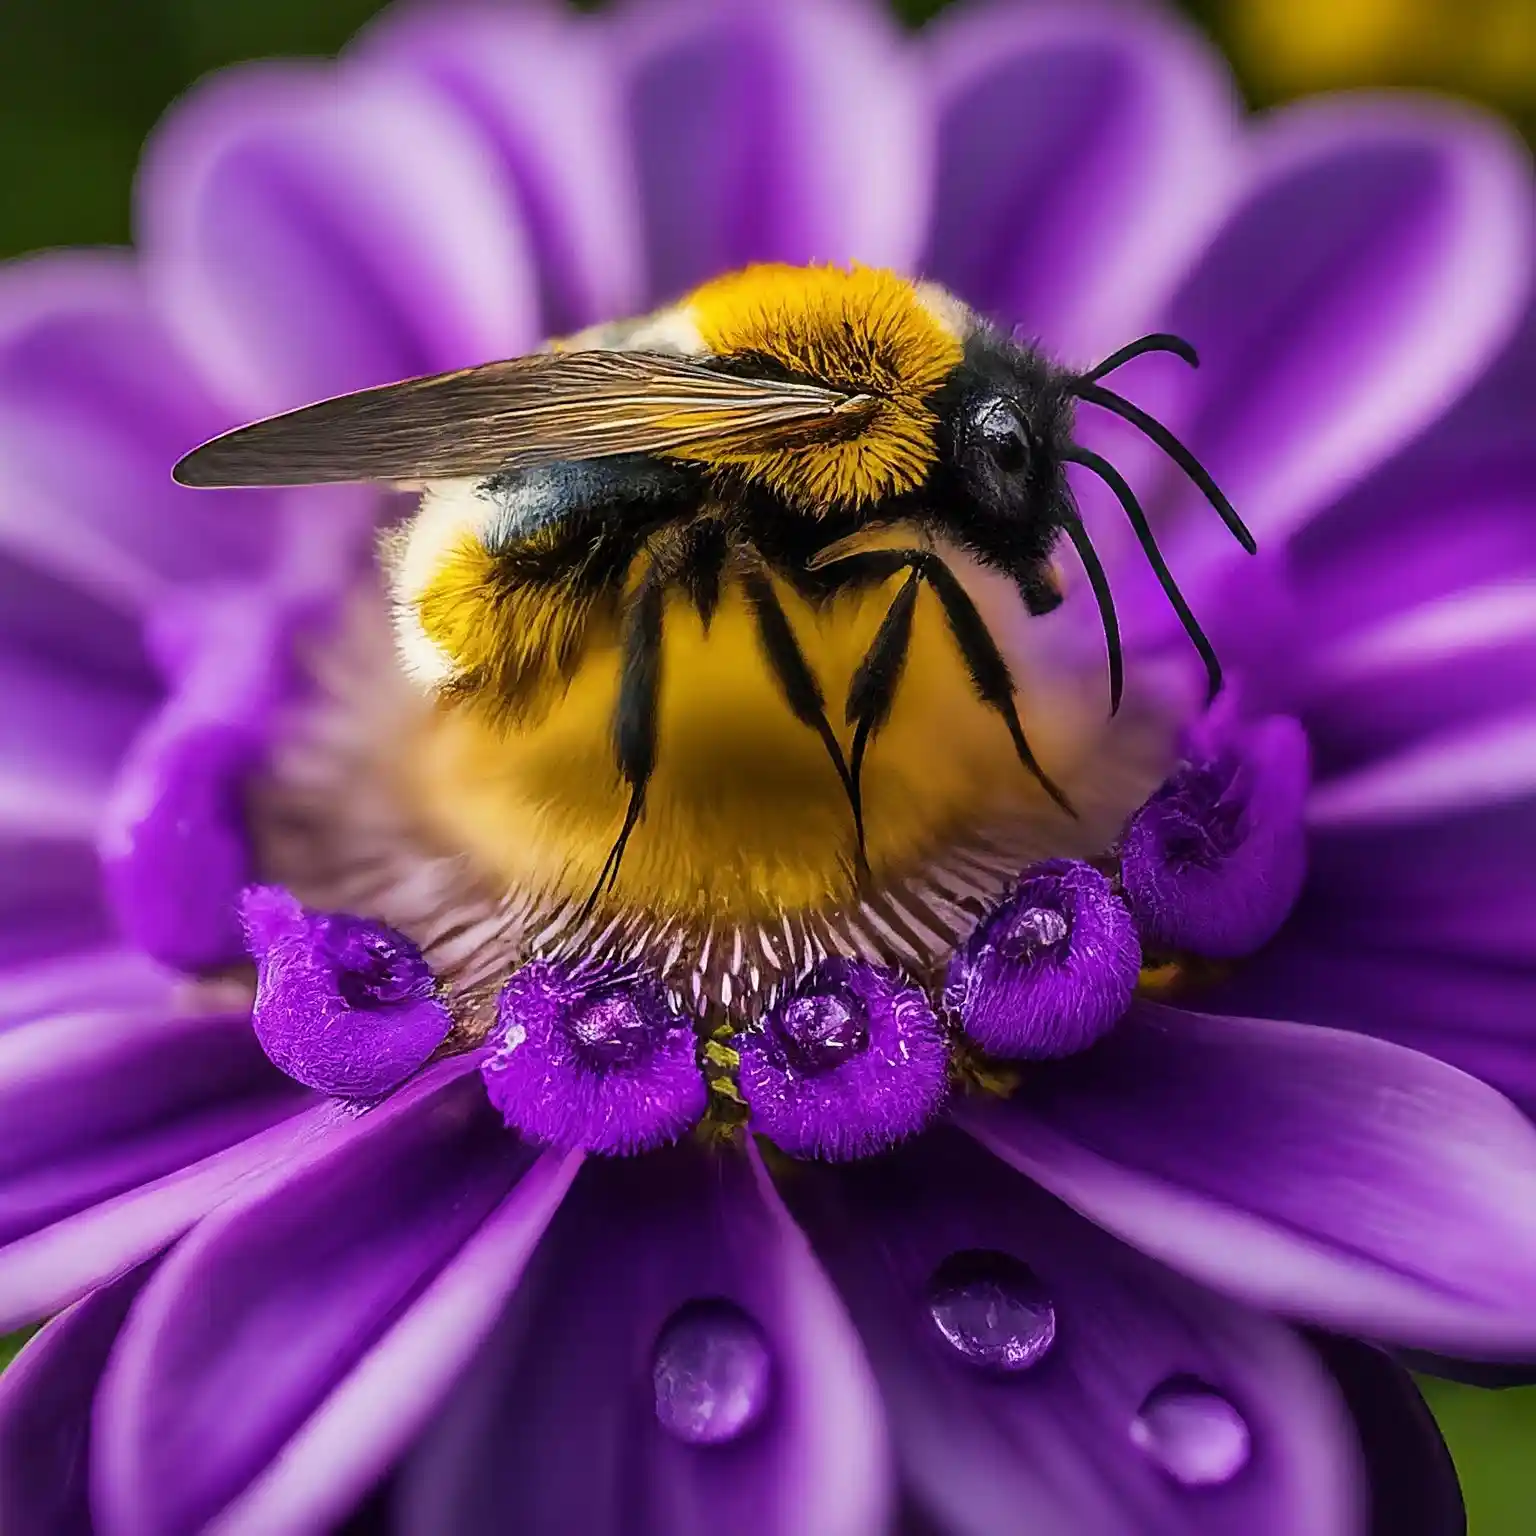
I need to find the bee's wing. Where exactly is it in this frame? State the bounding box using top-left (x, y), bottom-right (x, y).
top-left (173, 350), bottom-right (875, 488)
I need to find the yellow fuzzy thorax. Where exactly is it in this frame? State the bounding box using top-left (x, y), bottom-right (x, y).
top-left (675, 264), bottom-right (965, 508)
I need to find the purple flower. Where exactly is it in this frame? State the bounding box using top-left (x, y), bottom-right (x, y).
top-left (0, 2), bottom-right (1533, 1534)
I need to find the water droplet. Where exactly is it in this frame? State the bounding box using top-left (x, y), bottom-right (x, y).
top-left (775, 989), bottom-right (869, 1072)
top-left (999, 904), bottom-right (1070, 965)
top-left (566, 988), bottom-right (658, 1067)
top-left (319, 914), bottom-right (434, 1011)
top-left (653, 1299), bottom-right (773, 1445)
top-left (1131, 1378), bottom-right (1250, 1487)
top-left (926, 1250), bottom-right (1055, 1372)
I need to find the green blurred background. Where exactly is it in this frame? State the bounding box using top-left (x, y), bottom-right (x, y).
top-left (1, 0), bottom-right (1534, 1527)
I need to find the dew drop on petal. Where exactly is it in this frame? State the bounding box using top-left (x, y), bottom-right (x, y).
top-left (1131, 1378), bottom-right (1251, 1487)
top-left (926, 1250), bottom-right (1056, 1372)
top-left (652, 1298), bottom-right (773, 1445)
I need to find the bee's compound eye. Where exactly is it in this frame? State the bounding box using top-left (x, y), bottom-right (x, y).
top-left (973, 399), bottom-right (1031, 475)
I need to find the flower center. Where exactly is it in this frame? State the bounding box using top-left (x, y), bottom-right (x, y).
top-left (125, 475), bottom-right (1311, 1163)
top-left (237, 695), bottom-right (1309, 1160)
top-left (253, 559), bottom-right (1174, 1027)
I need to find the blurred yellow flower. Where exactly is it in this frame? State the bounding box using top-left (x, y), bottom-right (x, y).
top-left (1226, 0), bottom-right (1536, 112)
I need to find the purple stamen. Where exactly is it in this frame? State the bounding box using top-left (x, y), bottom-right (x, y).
top-left (738, 959), bottom-right (947, 1161)
top-left (944, 859), bottom-right (1139, 1059)
top-left (1120, 714), bottom-right (1309, 958)
top-left (483, 961), bottom-right (705, 1156)
top-left (241, 885), bottom-right (451, 1098)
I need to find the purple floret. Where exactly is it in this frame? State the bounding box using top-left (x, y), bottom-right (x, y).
top-left (483, 960), bottom-right (705, 1155)
top-left (241, 884), bottom-right (451, 1098)
top-left (1121, 714), bottom-right (1309, 959)
top-left (944, 859), bottom-right (1140, 1059)
top-left (739, 958), bottom-right (948, 1160)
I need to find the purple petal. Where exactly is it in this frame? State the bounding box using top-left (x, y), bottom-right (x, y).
top-left (0, 544), bottom-right (157, 697)
top-left (922, 0), bottom-right (1238, 361)
top-left (0, 1263), bottom-right (156, 1536)
top-left (1202, 940), bottom-right (1536, 1121)
top-left (0, 1097), bottom-right (337, 1335)
top-left (1307, 1334), bottom-right (1464, 1536)
top-left (1289, 798), bottom-right (1536, 969)
top-left (0, 948), bottom-right (170, 1037)
top-left (961, 1001), bottom-right (1536, 1356)
top-left (1, 653), bottom-right (151, 828)
top-left (944, 860), bottom-right (1139, 1058)
top-left (1306, 711), bottom-right (1536, 828)
top-left (0, 252), bottom-right (279, 598)
top-left (399, 1144), bottom-right (891, 1536)
top-left (0, 834), bottom-right (115, 971)
top-left (0, 1007), bottom-right (309, 1254)
top-left (357, 2), bottom-right (644, 334)
top-left (1285, 289), bottom-right (1536, 619)
top-left (1153, 98), bottom-right (1533, 566)
top-left (784, 1128), bottom-right (1360, 1536)
top-left (1297, 578), bottom-right (1536, 783)
top-left (92, 1057), bottom-right (574, 1536)
top-left (615, 0), bottom-right (925, 301)
top-left (138, 59), bottom-right (540, 416)
top-left (204, 1151), bottom-right (577, 1536)
top-left (98, 592), bottom-right (292, 972)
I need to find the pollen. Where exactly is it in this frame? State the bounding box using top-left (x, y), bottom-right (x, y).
top-left (679, 264), bottom-right (966, 509)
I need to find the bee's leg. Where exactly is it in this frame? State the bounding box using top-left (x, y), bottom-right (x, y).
top-left (816, 548), bottom-right (1076, 818)
top-left (738, 566), bottom-right (865, 876)
top-left (586, 558), bottom-right (667, 912)
top-left (676, 517), bottom-right (729, 631)
top-left (845, 570), bottom-right (922, 853)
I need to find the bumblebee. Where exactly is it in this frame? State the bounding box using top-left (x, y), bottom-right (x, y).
top-left (177, 264), bottom-right (1250, 914)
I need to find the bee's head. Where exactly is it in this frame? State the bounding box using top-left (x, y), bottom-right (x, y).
top-left (930, 321), bottom-right (1256, 712)
top-left (930, 330), bottom-right (1078, 612)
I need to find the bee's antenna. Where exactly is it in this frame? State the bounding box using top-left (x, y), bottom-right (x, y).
top-left (1058, 510), bottom-right (1124, 715)
top-left (1070, 380), bottom-right (1256, 556)
top-left (1079, 332), bottom-right (1200, 383)
top-left (1062, 447), bottom-right (1223, 703)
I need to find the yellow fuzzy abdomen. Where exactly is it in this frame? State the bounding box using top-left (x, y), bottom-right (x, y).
top-left (404, 544), bottom-right (1150, 926)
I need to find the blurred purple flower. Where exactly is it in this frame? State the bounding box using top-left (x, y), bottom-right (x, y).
top-left (0, 1), bottom-right (1533, 1533)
